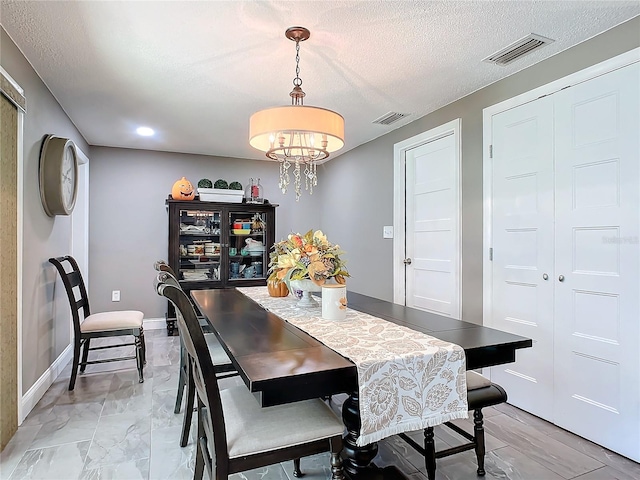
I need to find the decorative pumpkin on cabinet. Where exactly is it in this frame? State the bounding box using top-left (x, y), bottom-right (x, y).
top-left (171, 177), bottom-right (195, 200)
top-left (267, 278), bottom-right (289, 297)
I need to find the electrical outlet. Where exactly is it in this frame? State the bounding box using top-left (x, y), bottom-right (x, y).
top-left (383, 226), bottom-right (394, 239)
top-left (112, 290), bottom-right (120, 302)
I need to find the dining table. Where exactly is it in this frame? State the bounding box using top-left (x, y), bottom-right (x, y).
top-left (190, 288), bottom-right (532, 479)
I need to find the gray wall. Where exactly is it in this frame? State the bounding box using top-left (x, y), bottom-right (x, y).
top-left (1, 27), bottom-right (91, 393)
top-left (88, 147), bottom-right (320, 317)
top-left (320, 17), bottom-right (640, 324)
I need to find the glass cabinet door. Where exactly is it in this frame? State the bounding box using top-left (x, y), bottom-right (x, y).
top-left (178, 208), bottom-right (223, 283)
top-left (228, 211), bottom-right (267, 282)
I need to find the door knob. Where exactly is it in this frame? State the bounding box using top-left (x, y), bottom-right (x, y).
top-left (543, 273), bottom-right (548, 280)
top-left (558, 275), bottom-right (565, 282)
top-left (403, 258), bottom-right (412, 265)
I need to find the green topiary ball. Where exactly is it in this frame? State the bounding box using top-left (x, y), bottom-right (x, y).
top-left (214, 179), bottom-right (228, 189)
top-left (198, 178), bottom-right (212, 188)
top-left (229, 181), bottom-right (242, 190)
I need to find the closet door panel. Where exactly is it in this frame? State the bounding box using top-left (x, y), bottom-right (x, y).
top-left (553, 62), bottom-right (639, 462)
top-left (490, 97), bottom-right (555, 421)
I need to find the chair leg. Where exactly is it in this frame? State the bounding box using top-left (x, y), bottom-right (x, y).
top-left (329, 436), bottom-right (344, 480)
top-left (194, 398), bottom-right (205, 480)
top-left (423, 427), bottom-right (436, 480)
top-left (135, 334), bottom-right (144, 383)
top-left (293, 458), bottom-right (303, 477)
top-left (474, 409), bottom-right (486, 476)
top-left (195, 437), bottom-right (205, 480)
top-left (79, 338), bottom-right (91, 373)
top-left (69, 340), bottom-right (82, 390)
top-left (180, 362), bottom-right (196, 447)
top-left (174, 365), bottom-right (186, 414)
top-left (174, 338), bottom-right (187, 414)
top-left (139, 328), bottom-right (147, 365)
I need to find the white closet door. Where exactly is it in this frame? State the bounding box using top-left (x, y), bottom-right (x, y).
top-left (553, 62), bottom-right (639, 461)
top-left (405, 133), bottom-right (460, 318)
top-left (490, 97), bottom-right (556, 420)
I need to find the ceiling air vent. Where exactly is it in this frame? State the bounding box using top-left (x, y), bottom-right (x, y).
top-left (372, 112), bottom-right (409, 126)
top-left (483, 33), bottom-right (554, 66)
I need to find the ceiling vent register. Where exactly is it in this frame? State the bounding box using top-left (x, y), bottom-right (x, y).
top-left (372, 112), bottom-right (409, 125)
top-left (483, 33), bottom-right (554, 66)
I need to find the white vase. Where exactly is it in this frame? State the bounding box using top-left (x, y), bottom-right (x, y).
top-left (289, 279), bottom-right (322, 308)
top-left (322, 284), bottom-right (347, 321)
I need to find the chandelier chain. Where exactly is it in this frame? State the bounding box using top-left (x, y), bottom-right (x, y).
top-left (293, 41), bottom-right (302, 88)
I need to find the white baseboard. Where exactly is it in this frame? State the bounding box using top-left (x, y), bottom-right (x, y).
top-left (143, 317), bottom-right (167, 330)
top-left (19, 318), bottom-right (165, 423)
top-left (20, 344), bottom-right (72, 424)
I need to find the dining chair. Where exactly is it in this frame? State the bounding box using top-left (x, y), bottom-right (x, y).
top-left (399, 371), bottom-right (507, 480)
top-left (156, 281), bottom-right (345, 480)
top-left (154, 259), bottom-right (177, 277)
top-left (49, 255), bottom-right (145, 390)
top-left (153, 268), bottom-right (237, 447)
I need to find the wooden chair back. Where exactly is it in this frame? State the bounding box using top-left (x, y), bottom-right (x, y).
top-left (156, 281), bottom-right (229, 473)
top-left (154, 260), bottom-right (177, 278)
top-left (155, 271), bottom-right (181, 290)
top-left (49, 256), bottom-right (91, 339)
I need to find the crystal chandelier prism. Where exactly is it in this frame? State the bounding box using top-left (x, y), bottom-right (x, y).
top-left (249, 27), bottom-right (345, 201)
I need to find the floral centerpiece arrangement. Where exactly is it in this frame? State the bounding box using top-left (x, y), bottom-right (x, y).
top-left (268, 230), bottom-right (350, 288)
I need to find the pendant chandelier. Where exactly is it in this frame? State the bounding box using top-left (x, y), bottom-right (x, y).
top-left (249, 27), bottom-right (345, 201)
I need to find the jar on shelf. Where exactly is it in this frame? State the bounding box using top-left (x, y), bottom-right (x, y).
top-left (245, 178), bottom-right (264, 204)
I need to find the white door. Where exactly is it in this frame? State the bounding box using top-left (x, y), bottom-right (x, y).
top-left (553, 63), bottom-right (640, 460)
top-left (490, 97), bottom-right (556, 421)
top-left (405, 133), bottom-right (460, 318)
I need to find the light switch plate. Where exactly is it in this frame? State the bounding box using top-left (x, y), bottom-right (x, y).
top-left (383, 226), bottom-right (394, 239)
top-left (112, 290), bottom-right (121, 302)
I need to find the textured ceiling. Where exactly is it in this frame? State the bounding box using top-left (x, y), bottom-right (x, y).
top-left (1, 1), bottom-right (639, 162)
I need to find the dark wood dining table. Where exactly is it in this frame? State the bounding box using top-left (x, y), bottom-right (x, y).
top-left (191, 288), bottom-right (532, 478)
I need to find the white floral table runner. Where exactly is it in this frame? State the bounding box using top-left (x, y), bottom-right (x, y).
top-left (237, 286), bottom-right (468, 446)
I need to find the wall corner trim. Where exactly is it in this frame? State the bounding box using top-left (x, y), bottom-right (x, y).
top-left (20, 344), bottom-right (72, 424)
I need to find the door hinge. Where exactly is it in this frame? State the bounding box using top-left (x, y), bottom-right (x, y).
top-left (489, 145), bottom-right (493, 159)
top-left (489, 247), bottom-right (493, 261)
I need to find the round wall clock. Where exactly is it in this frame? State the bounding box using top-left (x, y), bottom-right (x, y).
top-left (39, 135), bottom-right (78, 216)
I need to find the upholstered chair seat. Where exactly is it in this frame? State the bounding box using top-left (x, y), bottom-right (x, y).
top-left (220, 386), bottom-right (344, 458)
top-left (466, 370), bottom-right (492, 390)
top-left (80, 311), bottom-right (143, 332)
top-left (206, 334), bottom-right (233, 365)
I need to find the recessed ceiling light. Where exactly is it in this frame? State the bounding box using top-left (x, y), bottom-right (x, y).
top-left (136, 126), bottom-right (155, 136)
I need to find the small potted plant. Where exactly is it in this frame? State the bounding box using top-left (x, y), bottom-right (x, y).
top-left (197, 178), bottom-right (244, 203)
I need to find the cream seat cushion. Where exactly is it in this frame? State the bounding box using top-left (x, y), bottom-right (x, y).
top-left (466, 371), bottom-right (492, 391)
top-left (80, 310), bottom-right (143, 332)
top-left (204, 333), bottom-right (232, 365)
top-left (221, 385), bottom-right (344, 458)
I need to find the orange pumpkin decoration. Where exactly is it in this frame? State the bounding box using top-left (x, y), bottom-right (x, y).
top-left (267, 279), bottom-right (289, 297)
top-left (171, 177), bottom-right (195, 201)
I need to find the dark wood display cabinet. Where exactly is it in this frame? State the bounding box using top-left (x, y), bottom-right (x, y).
top-left (165, 199), bottom-right (277, 335)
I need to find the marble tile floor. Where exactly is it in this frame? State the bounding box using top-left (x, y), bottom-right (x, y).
top-left (2, 329), bottom-right (639, 480)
